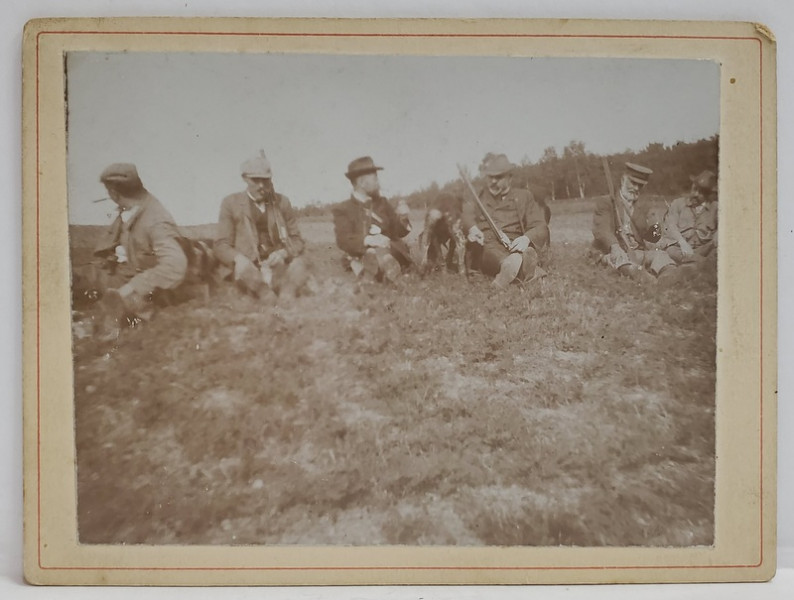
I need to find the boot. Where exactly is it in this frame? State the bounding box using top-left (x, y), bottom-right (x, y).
top-left (492, 253), bottom-right (523, 289)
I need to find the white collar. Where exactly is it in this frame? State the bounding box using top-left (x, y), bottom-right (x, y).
top-left (352, 189), bottom-right (371, 204)
top-left (119, 205), bottom-right (141, 224)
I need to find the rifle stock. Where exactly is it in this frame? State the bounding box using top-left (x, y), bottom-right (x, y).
top-left (457, 164), bottom-right (511, 249)
top-left (601, 157), bottom-right (630, 252)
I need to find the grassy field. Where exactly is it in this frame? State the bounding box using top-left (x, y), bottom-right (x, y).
top-left (71, 197), bottom-right (716, 547)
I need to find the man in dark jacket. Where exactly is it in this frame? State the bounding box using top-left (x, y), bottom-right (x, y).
top-left (215, 152), bottom-right (310, 300)
top-left (461, 154), bottom-right (550, 288)
top-left (332, 156), bottom-right (413, 284)
top-left (592, 162), bottom-right (678, 282)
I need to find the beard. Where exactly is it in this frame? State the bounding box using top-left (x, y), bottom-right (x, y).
top-left (488, 181), bottom-right (510, 197)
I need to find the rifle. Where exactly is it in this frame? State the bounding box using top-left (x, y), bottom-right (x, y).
top-left (457, 164), bottom-right (511, 249)
top-left (601, 157), bottom-right (631, 252)
top-left (257, 149), bottom-right (300, 259)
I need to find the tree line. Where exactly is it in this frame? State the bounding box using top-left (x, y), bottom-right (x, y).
top-left (295, 135), bottom-right (718, 217)
top-left (398, 135), bottom-right (719, 210)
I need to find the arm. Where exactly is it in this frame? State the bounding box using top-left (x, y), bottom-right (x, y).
top-left (279, 196), bottom-right (305, 256)
top-left (379, 198), bottom-right (411, 241)
top-left (592, 196), bottom-right (619, 252)
top-left (663, 199), bottom-right (694, 252)
top-left (520, 193), bottom-right (550, 249)
top-left (333, 204), bottom-right (367, 257)
top-left (123, 221), bottom-right (188, 295)
top-left (213, 196), bottom-right (240, 268)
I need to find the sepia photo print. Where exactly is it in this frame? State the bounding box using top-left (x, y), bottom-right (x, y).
top-left (23, 18), bottom-right (776, 585)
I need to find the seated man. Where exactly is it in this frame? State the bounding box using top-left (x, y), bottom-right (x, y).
top-left (332, 156), bottom-right (413, 284)
top-left (76, 163), bottom-right (191, 337)
top-left (461, 154), bottom-right (550, 289)
top-left (592, 162), bottom-right (679, 283)
top-left (214, 152), bottom-right (311, 302)
top-left (663, 169), bottom-right (718, 264)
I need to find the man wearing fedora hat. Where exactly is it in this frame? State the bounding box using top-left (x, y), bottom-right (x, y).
top-left (76, 163), bottom-right (190, 338)
top-left (592, 161), bottom-right (678, 282)
top-left (215, 152), bottom-right (310, 301)
top-left (332, 156), bottom-right (413, 284)
top-left (461, 153), bottom-right (550, 288)
top-left (662, 169), bottom-right (718, 264)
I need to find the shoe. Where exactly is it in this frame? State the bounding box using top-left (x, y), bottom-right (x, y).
top-left (656, 265), bottom-right (682, 287)
top-left (492, 253), bottom-right (523, 289)
top-left (361, 250), bottom-right (380, 281)
top-left (380, 254), bottom-right (403, 284)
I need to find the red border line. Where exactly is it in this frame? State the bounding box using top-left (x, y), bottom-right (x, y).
top-left (35, 31), bottom-right (760, 41)
top-left (35, 29), bottom-right (766, 573)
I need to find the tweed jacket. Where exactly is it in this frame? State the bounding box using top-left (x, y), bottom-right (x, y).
top-left (214, 191), bottom-right (305, 270)
top-left (461, 187), bottom-right (550, 250)
top-left (92, 192), bottom-right (188, 295)
top-left (332, 195), bottom-right (410, 258)
top-left (664, 194), bottom-right (718, 248)
top-left (592, 194), bottom-right (665, 253)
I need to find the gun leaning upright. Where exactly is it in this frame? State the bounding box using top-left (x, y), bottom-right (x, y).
top-left (601, 156), bottom-right (631, 252)
top-left (457, 164), bottom-right (511, 249)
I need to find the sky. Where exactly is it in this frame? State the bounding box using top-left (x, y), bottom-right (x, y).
top-left (66, 52), bottom-right (719, 225)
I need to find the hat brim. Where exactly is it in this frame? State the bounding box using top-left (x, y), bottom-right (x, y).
top-left (689, 175), bottom-right (717, 191)
top-left (484, 169), bottom-right (514, 177)
top-left (626, 175), bottom-right (649, 185)
top-left (346, 166), bottom-right (383, 180)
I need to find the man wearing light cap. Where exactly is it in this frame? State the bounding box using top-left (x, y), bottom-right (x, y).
top-left (215, 152), bottom-right (309, 301)
top-left (662, 169), bottom-right (718, 264)
top-left (461, 153), bottom-right (550, 288)
top-left (332, 156), bottom-right (413, 284)
top-left (83, 163), bottom-right (189, 336)
top-left (592, 161), bottom-right (678, 282)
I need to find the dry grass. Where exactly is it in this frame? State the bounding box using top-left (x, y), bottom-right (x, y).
top-left (71, 199), bottom-right (716, 547)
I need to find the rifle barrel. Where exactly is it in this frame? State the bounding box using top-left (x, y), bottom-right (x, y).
top-left (601, 157), bottom-right (629, 252)
top-left (457, 164), bottom-right (510, 249)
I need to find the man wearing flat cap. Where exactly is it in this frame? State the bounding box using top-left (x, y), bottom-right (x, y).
top-left (662, 169), bottom-right (718, 264)
top-left (332, 156), bottom-right (413, 284)
top-left (81, 163), bottom-right (189, 335)
top-left (215, 152), bottom-right (310, 301)
top-left (592, 161), bottom-right (678, 282)
top-left (461, 154), bottom-right (550, 288)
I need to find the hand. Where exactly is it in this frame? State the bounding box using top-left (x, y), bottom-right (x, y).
top-left (233, 254), bottom-right (263, 292)
top-left (395, 200), bottom-right (410, 217)
top-left (467, 226), bottom-right (484, 245)
top-left (369, 224), bottom-right (382, 235)
top-left (509, 235), bottom-right (530, 253)
top-left (680, 241), bottom-right (695, 258)
top-left (266, 248), bottom-right (288, 266)
top-left (364, 233), bottom-right (391, 249)
top-left (609, 243), bottom-right (630, 266)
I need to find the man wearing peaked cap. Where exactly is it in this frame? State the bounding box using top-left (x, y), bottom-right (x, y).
top-left (74, 163), bottom-right (191, 340)
top-left (662, 169), bottom-right (718, 265)
top-left (460, 153), bottom-right (550, 288)
top-left (333, 156), bottom-right (413, 284)
top-left (592, 160), bottom-right (681, 284)
top-left (214, 152), bottom-right (311, 303)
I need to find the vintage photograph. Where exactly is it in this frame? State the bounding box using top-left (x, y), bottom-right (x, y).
top-left (66, 51), bottom-right (719, 547)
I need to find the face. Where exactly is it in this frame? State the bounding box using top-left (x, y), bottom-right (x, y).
top-left (619, 174), bottom-right (645, 202)
top-left (244, 176), bottom-right (274, 202)
top-left (487, 173), bottom-right (512, 197)
top-left (690, 183), bottom-right (709, 205)
top-left (105, 185), bottom-right (133, 211)
top-left (355, 172), bottom-right (380, 197)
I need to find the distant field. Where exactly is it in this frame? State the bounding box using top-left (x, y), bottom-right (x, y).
top-left (70, 197), bottom-right (716, 547)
